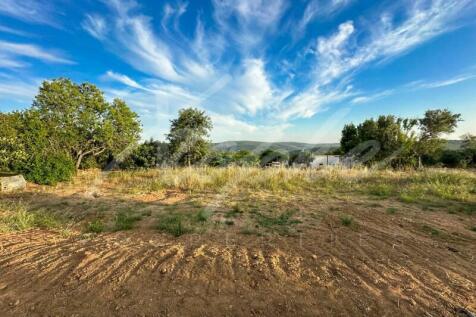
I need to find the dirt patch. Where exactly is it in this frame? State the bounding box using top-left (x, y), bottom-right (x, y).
top-left (1, 218), bottom-right (475, 317)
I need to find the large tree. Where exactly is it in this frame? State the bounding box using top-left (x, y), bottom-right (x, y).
top-left (32, 78), bottom-right (141, 169)
top-left (339, 115), bottom-right (407, 165)
top-left (415, 109), bottom-right (461, 167)
top-left (166, 108), bottom-right (212, 166)
top-left (338, 108), bottom-right (461, 168)
top-left (0, 112), bottom-right (27, 171)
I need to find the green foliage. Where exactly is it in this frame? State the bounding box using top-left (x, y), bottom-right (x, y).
top-left (113, 210), bottom-right (142, 231)
top-left (252, 210), bottom-right (300, 235)
top-left (32, 78), bottom-right (141, 169)
top-left (157, 214), bottom-right (192, 237)
top-left (340, 123), bottom-right (359, 153)
top-left (24, 152), bottom-right (75, 185)
top-left (260, 149), bottom-right (289, 166)
top-left (338, 109), bottom-right (462, 168)
top-left (86, 219), bottom-right (105, 233)
top-left (167, 108), bottom-right (212, 166)
top-left (120, 139), bottom-right (169, 169)
top-left (340, 215), bottom-right (354, 226)
top-left (156, 209), bottom-right (212, 236)
top-left (0, 78), bottom-right (142, 184)
top-left (289, 150), bottom-right (314, 166)
top-left (0, 202), bottom-right (62, 232)
top-left (208, 150), bottom-right (259, 167)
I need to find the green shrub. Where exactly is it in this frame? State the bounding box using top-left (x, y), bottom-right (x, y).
top-left (25, 153), bottom-right (75, 185)
top-left (340, 215), bottom-right (354, 226)
top-left (86, 219), bottom-right (105, 233)
top-left (113, 210), bottom-right (142, 231)
top-left (157, 214), bottom-right (192, 237)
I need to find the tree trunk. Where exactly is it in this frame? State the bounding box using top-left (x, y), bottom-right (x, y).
top-left (418, 156), bottom-right (423, 169)
top-left (76, 153), bottom-right (85, 170)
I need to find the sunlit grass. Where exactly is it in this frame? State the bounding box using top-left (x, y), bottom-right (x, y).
top-left (102, 167), bottom-right (476, 208)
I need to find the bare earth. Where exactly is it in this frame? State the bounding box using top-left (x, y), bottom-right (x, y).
top-left (0, 173), bottom-right (475, 316)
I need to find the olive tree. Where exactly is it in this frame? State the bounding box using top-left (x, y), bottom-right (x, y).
top-left (32, 78), bottom-right (141, 169)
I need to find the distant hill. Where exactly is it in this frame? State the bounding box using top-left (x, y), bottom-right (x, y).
top-left (213, 141), bottom-right (339, 154)
top-left (213, 140), bottom-right (463, 154)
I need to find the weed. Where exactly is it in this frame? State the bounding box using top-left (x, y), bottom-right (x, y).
top-left (0, 202), bottom-right (62, 232)
top-left (224, 219), bottom-right (235, 226)
top-left (86, 219), bottom-right (105, 233)
top-left (422, 224), bottom-right (440, 236)
top-left (157, 214), bottom-right (192, 237)
top-left (113, 211), bottom-right (142, 231)
top-left (196, 209), bottom-right (212, 222)
top-left (157, 209), bottom-right (212, 236)
top-left (225, 205), bottom-right (243, 218)
top-left (470, 226), bottom-right (476, 232)
top-left (141, 210), bottom-right (152, 217)
top-left (340, 215), bottom-right (353, 227)
top-left (386, 207), bottom-right (397, 214)
top-left (252, 210), bottom-right (300, 235)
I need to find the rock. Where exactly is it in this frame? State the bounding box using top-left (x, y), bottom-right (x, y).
top-left (447, 246), bottom-right (459, 253)
top-left (311, 254), bottom-right (318, 260)
top-left (0, 174), bottom-right (26, 192)
top-left (0, 283), bottom-right (7, 290)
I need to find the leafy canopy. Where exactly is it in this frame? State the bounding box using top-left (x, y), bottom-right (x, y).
top-left (32, 78), bottom-right (141, 169)
top-left (166, 108), bottom-right (212, 166)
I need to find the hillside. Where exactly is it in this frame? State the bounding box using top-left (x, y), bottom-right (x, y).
top-left (213, 141), bottom-right (339, 154)
top-left (214, 140), bottom-right (463, 154)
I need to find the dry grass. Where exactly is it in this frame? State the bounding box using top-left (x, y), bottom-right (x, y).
top-left (101, 167), bottom-right (476, 206)
top-left (3, 167), bottom-right (475, 236)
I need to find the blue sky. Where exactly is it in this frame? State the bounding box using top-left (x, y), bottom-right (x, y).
top-left (0, 0), bottom-right (475, 143)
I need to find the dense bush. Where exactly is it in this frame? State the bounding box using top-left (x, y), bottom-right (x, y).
top-left (260, 149), bottom-right (289, 166)
top-left (23, 153), bottom-right (75, 185)
top-left (120, 140), bottom-right (169, 169)
top-left (207, 150), bottom-right (259, 167)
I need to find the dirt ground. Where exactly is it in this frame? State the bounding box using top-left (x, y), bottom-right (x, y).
top-left (1, 177), bottom-right (475, 316)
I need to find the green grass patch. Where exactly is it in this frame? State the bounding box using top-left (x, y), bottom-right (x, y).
top-left (86, 219), bottom-right (105, 233)
top-left (225, 205), bottom-right (244, 218)
top-left (386, 207), bottom-right (397, 214)
top-left (340, 215), bottom-right (354, 227)
top-left (422, 224), bottom-right (440, 236)
top-left (366, 184), bottom-right (394, 198)
top-left (113, 210), bottom-right (142, 231)
top-left (0, 202), bottom-right (63, 232)
top-left (251, 210), bottom-right (301, 235)
top-left (156, 208), bottom-right (213, 237)
top-left (470, 226), bottom-right (476, 232)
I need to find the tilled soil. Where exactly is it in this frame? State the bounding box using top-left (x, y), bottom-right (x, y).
top-left (1, 213), bottom-right (475, 317)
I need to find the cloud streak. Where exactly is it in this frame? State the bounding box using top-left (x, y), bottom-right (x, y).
top-left (0, 40), bottom-right (74, 68)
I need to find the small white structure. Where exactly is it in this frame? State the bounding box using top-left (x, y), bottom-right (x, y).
top-left (310, 155), bottom-right (342, 168)
top-left (0, 174), bottom-right (26, 192)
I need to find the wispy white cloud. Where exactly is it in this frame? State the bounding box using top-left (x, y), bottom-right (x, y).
top-left (278, 84), bottom-right (355, 120)
top-left (351, 89), bottom-right (394, 104)
top-left (297, 0), bottom-right (352, 35)
top-left (212, 0), bottom-right (287, 51)
top-left (103, 71), bottom-right (144, 90)
top-left (81, 14), bottom-right (108, 40)
top-left (0, 0), bottom-right (58, 27)
top-left (210, 112), bottom-right (292, 142)
top-left (0, 75), bottom-right (41, 105)
top-left (407, 74), bottom-right (476, 90)
top-left (0, 25), bottom-right (31, 37)
top-left (315, 0), bottom-right (474, 85)
top-left (161, 2), bottom-right (188, 31)
top-left (0, 40), bottom-right (74, 68)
